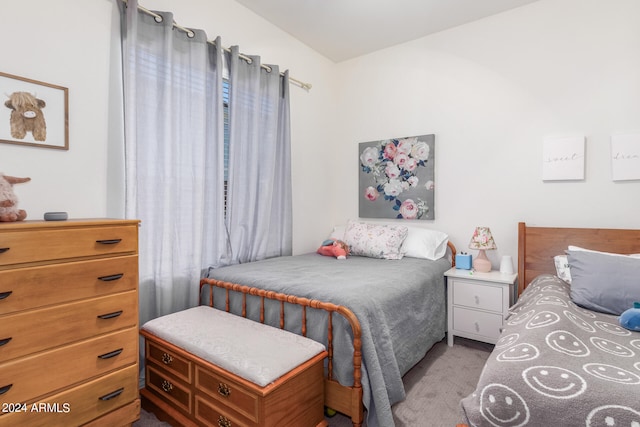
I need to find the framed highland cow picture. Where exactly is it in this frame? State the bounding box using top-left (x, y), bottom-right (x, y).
top-left (0, 71), bottom-right (68, 150)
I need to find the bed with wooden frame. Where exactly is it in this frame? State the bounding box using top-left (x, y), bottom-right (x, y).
top-left (459, 222), bottom-right (640, 427)
top-left (202, 241), bottom-right (458, 427)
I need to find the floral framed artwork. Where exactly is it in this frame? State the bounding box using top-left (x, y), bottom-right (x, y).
top-left (359, 134), bottom-right (435, 220)
top-left (0, 71), bottom-right (69, 150)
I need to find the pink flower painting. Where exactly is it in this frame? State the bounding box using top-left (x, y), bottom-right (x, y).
top-left (358, 134), bottom-right (435, 220)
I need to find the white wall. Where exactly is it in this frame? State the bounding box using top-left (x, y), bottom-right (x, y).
top-left (0, 0), bottom-right (115, 218)
top-left (2, 0), bottom-right (639, 269)
top-left (0, 0), bottom-right (338, 255)
top-left (332, 0), bottom-right (640, 268)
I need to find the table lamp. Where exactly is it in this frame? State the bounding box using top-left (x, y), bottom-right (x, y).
top-left (469, 226), bottom-right (497, 272)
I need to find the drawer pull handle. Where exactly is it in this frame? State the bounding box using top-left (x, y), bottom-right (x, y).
top-left (218, 415), bottom-right (232, 427)
top-left (161, 380), bottom-right (173, 393)
top-left (98, 348), bottom-right (123, 359)
top-left (0, 384), bottom-right (12, 396)
top-left (0, 247), bottom-right (9, 254)
top-left (98, 273), bottom-right (124, 282)
top-left (475, 322), bottom-right (480, 333)
top-left (474, 296), bottom-right (480, 305)
top-left (0, 291), bottom-right (11, 300)
top-left (217, 383), bottom-right (231, 397)
top-left (97, 310), bottom-right (123, 320)
top-left (99, 387), bottom-right (124, 401)
top-left (0, 337), bottom-right (12, 347)
top-left (162, 353), bottom-right (173, 365)
top-left (96, 239), bottom-right (122, 245)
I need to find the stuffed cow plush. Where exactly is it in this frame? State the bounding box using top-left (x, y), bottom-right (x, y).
top-left (0, 174), bottom-right (31, 222)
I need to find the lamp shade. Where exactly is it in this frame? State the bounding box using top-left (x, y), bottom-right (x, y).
top-left (469, 226), bottom-right (497, 250)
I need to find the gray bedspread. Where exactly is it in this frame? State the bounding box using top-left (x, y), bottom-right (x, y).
top-left (206, 253), bottom-right (450, 427)
top-left (461, 274), bottom-right (640, 426)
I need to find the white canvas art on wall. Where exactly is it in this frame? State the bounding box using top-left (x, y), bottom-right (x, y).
top-left (542, 136), bottom-right (585, 181)
top-left (611, 134), bottom-right (640, 181)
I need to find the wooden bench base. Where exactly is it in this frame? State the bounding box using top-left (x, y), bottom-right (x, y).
top-left (141, 331), bottom-right (327, 427)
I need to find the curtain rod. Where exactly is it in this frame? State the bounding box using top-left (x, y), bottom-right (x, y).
top-left (129, 2), bottom-right (312, 91)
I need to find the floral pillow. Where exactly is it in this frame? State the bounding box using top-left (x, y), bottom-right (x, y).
top-left (343, 221), bottom-right (408, 260)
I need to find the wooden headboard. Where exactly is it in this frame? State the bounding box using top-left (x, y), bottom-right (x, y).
top-left (517, 222), bottom-right (640, 296)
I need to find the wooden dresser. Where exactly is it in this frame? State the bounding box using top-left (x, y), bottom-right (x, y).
top-left (0, 219), bottom-right (140, 426)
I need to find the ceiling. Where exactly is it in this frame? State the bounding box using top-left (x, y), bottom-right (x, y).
top-left (234, 0), bottom-right (540, 62)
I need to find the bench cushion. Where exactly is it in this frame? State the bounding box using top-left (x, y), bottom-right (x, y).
top-left (141, 306), bottom-right (326, 387)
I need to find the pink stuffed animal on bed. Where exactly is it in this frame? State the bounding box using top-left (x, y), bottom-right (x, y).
top-left (317, 239), bottom-right (350, 260)
top-left (0, 173), bottom-right (31, 222)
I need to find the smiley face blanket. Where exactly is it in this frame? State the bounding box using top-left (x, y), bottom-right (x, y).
top-left (461, 274), bottom-right (640, 426)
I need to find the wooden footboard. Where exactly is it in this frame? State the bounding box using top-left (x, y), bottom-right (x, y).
top-left (199, 278), bottom-right (365, 427)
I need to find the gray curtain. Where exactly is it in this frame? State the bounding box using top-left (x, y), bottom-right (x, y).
top-left (119, 0), bottom-right (293, 324)
top-left (226, 47), bottom-right (292, 263)
top-left (119, 0), bottom-right (227, 323)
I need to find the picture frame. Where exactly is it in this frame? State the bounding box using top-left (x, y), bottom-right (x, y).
top-left (611, 133), bottom-right (640, 181)
top-left (0, 71), bottom-right (68, 150)
top-left (359, 134), bottom-right (435, 220)
top-left (542, 135), bottom-right (585, 181)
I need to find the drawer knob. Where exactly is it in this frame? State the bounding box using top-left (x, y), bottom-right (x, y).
top-left (99, 387), bottom-right (124, 401)
top-left (217, 382), bottom-right (231, 397)
top-left (161, 380), bottom-right (173, 393)
top-left (0, 247), bottom-right (9, 254)
top-left (98, 273), bottom-right (124, 282)
top-left (0, 384), bottom-right (12, 396)
top-left (161, 353), bottom-right (173, 365)
top-left (218, 415), bottom-right (232, 427)
top-left (96, 239), bottom-right (122, 245)
top-left (0, 338), bottom-right (11, 347)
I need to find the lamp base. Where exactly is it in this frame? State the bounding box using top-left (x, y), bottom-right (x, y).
top-left (473, 249), bottom-right (492, 272)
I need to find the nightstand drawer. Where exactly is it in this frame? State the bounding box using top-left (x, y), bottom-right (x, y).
top-left (452, 280), bottom-right (503, 312)
top-left (453, 307), bottom-right (503, 339)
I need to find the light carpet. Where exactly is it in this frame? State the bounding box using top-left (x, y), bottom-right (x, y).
top-left (133, 337), bottom-right (492, 427)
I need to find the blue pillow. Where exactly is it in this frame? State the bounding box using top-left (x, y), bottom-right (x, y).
top-left (567, 250), bottom-right (640, 315)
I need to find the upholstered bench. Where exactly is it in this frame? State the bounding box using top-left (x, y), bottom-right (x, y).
top-left (140, 306), bottom-right (328, 427)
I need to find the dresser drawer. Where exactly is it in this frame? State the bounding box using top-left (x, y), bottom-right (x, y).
top-left (0, 224), bottom-right (137, 267)
top-left (452, 306), bottom-right (503, 340)
top-left (0, 364), bottom-right (138, 427)
top-left (0, 255), bottom-right (138, 314)
top-left (196, 365), bottom-right (259, 423)
top-left (146, 340), bottom-right (192, 384)
top-left (146, 364), bottom-right (192, 415)
top-left (452, 280), bottom-right (503, 312)
top-left (195, 395), bottom-right (252, 427)
top-left (0, 327), bottom-right (137, 405)
top-left (0, 291), bottom-right (137, 362)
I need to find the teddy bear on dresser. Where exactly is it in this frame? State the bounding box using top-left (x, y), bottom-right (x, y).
top-left (0, 174), bottom-right (31, 221)
top-left (4, 91), bottom-right (47, 141)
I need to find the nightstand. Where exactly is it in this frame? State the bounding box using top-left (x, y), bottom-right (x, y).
top-left (445, 267), bottom-right (517, 346)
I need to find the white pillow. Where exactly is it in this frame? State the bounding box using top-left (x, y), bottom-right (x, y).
top-left (568, 245), bottom-right (640, 258)
top-left (401, 227), bottom-right (449, 260)
top-left (553, 255), bottom-right (572, 283)
top-left (343, 220), bottom-right (408, 260)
